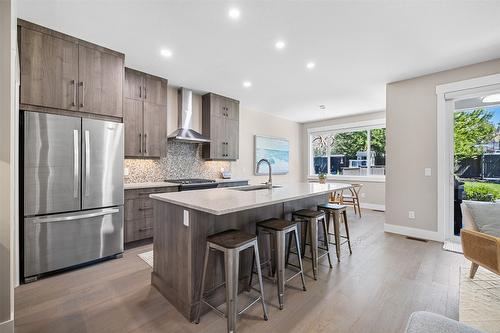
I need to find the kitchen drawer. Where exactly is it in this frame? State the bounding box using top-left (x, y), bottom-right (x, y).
top-left (124, 218), bottom-right (153, 243)
top-left (124, 199), bottom-right (154, 219)
top-left (124, 186), bottom-right (177, 243)
top-left (124, 186), bottom-right (178, 199)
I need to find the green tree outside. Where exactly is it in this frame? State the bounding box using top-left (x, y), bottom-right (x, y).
top-left (330, 131), bottom-right (367, 157)
top-left (454, 109), bottom-right (496, 163)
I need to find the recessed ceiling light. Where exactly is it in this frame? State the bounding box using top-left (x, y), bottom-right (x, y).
top-left (275, 40), bottom-right (286, 50)
top-left (306, 62), bottom-right (316, 69)
top-left (160, 49), bottom-right (173, 58)
top-left (228, 7), bottom-right (241, 20)
top-left (482, 93), bottom-right (500, 103)
top-left (243, 81), bottom-right (252, 88)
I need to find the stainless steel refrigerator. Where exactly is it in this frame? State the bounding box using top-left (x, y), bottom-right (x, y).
top-left (22, 111), bottom-right (124, 282)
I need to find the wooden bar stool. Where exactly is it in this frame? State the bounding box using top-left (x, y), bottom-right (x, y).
top-left (291, 209), bottom-right (333, 280)
top-left (340, 184), bottom-right (362, 217)
top-left (317, 203), bottom-right (352, 262)
top-left (195, 229), bottom-right (268, 333)
top-left (249, 218), bottom-right (306, 310)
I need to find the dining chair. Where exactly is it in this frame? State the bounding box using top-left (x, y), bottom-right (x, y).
top-left (340, 184), bottom-right (362, 217)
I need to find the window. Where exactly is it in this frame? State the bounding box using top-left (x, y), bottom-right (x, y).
top-left (309, 122), bottom-right (386, 178)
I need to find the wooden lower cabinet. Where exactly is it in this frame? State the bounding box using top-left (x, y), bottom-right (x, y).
top-left (124, 186), bottom-right (178, 243)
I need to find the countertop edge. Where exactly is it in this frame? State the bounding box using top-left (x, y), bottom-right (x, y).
top-left (150, 187), bottom-right (341, 215)
top-left (124, 179), bottom-right (250, 190)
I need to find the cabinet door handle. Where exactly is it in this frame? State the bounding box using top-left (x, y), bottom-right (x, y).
top-left (80, 81), bottom-right (85, 107)
top-left (72, 80), bottom-right (77, 106)
top-left (139, 86), bottom-right (142, 98)
top-left (139, 133), bottom-right (142, 153)
top-left (144, 133), bottom-right (147, 154)
top-left (144, 87), bottom-right (147, 99)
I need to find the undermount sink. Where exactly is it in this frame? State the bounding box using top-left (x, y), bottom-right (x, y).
top-left (230, 184), bottom-right (283, 192)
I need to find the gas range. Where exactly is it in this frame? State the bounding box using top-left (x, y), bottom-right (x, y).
top-left (165, 178), bottom-right (218, 191)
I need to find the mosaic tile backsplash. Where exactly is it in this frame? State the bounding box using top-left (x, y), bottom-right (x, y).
top-left (124, 141), bottom-right (231, 183)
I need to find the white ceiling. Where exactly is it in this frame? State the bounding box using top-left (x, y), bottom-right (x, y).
top-left (18, 0), bottom-right (500, 123)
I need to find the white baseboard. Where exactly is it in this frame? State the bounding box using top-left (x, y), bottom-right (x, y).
top-left (384, 223), bottom-right (443, 242)
top-left (0, 319), bottom-right (13, 333)
top-left (360, 203), bottom-right (385, 211)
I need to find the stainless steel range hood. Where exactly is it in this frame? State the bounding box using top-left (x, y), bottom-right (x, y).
top-left (168, 88), bottom-right (211, 143)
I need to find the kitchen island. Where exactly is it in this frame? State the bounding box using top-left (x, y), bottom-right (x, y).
top-left (149, 182), bottom-right (351, 321)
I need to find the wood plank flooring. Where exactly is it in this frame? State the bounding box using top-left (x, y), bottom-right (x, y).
top-left (15, 209), bottom-right (465, 333)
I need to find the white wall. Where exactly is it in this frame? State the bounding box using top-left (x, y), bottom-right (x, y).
top-left (0, 0), bottom-right (16, 331)
top-left (301, 111), bottom-right (386, 209)
top-left (231, 109), bottom-right (303, 184)
top-left (386, 58), bottom-right (500, 238)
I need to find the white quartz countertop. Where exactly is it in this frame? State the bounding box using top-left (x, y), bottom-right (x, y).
top-left (124, 179), bottom-right (249, 190)
top-left (150, 182), bottom-right (351, 215)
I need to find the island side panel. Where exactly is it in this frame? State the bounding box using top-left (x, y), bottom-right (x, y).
top-left (151, 200), bottom-right (192, 318)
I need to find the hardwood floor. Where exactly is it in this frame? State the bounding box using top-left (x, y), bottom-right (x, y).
top-left (15, 209), bottom-right (465, 333)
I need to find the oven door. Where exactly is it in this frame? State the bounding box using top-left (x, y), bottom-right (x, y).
top-left (178, 183), bottom-right (219, 191)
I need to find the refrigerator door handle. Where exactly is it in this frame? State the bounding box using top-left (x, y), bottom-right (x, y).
top-left (30, 208), bottom-right (120, 224)
top-left (73, 129), bottom-right (79, 198)
top-left (85, 130), bottom-right (90, 196)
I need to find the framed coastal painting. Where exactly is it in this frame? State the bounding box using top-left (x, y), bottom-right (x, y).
top-left (254, 135), bottom-right (289, 175)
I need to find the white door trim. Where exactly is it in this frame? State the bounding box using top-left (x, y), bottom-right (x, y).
top-left (436, 73), bottom-right (500, 243)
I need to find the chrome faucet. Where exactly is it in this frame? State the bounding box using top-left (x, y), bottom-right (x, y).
top-left (256, 159), bottom-right (273, 189)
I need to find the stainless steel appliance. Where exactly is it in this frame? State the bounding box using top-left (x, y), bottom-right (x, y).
top-left (166, 178), bottom-right (218, 191)
top-left (22, 111), bottom-right (124, 282)
top-left (167, 88), bottom-right (211, 143)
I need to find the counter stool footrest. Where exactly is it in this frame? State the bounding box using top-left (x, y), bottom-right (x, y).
top-left (201, 300), bottom-right (226, 318)
top-left (286, 271), bottom-right (303, 283)
top-left (326, 239), bottom-right (350, 247)
top-left (238, 296), bottom-right (263, 316)
top-left (288, 249), bottom-right (330, 261)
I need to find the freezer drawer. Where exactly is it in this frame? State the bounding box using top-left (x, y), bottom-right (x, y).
top-left (24, 207), bottom-right (124, 278)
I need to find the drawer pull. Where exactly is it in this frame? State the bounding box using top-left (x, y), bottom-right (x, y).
top-left (138, 207), bottom-right (153, 211)
top-left (138, 227), bottom-right (153, 231)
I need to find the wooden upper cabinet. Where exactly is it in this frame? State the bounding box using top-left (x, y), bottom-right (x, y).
top-left (78, 45), bottom-right (123, 117)
top-left (123, 98), bottom-right (143, 157)
top-left (124, 68), bottom-right (167, 105)
top-left (20, 28), bottom-right (79, 111)
top-left (143, 102), bottom-right (166, 158)
top-left (144, 75), bottom-right (168, 106)
top-left (202, 93), bottom-right (239, 160)
top-left (225, 99), bottom-right (239, 121)
top-left (124, 68), bottom-right (144, 101)
top-left (123, 67), bottom-right (168, 158)
top-left (225, 119), bottom-right (239, 160)
top-left (18, 20), bottom-right (124, 118)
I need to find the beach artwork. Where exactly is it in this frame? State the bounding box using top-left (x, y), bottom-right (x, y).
top-left (254, 135), bottom-right (289, 175)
